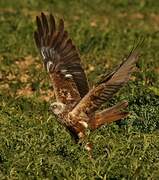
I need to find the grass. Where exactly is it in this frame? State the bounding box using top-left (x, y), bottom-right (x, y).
top-left (0, 0), bottom-right (159, 179)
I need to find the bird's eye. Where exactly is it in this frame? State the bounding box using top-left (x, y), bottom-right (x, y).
top-left (53, 105), bottom-right (57, 108)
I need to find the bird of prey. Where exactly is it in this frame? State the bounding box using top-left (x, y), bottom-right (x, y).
top-left (34, 12), bottom-right (142, 152)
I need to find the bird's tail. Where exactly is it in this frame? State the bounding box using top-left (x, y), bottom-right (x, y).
top-left (89, 100), bottom-right (129, 130)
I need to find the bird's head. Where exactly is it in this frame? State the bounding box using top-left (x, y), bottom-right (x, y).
top-left (50, 102), bottom-right (66, 115)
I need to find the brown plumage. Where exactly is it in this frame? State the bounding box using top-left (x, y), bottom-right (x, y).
top-left (89, 100), bottom-right (129, 130)
top-left (34, 12), bottom-right (143, 153)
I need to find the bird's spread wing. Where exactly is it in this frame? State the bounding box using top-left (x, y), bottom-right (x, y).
top-left (70, 40), bottom-right (143, 117)
top-left (34, 13), bottom-right (89, 106)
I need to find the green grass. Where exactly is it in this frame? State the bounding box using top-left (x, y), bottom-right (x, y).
top-left (0, 0), bottom-right (159, 179)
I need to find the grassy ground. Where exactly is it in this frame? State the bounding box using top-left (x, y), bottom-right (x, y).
top-left (0, 0), bottom-right (159, 179)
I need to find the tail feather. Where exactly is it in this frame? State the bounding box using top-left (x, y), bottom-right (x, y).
top-left (89, 100), bottom-right (129, 130)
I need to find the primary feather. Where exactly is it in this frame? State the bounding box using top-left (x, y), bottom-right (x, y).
top-left (34, 13), bottom-right (89, 102)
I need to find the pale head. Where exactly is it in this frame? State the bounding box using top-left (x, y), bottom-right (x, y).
top-left (50, 102), bottom-right (66, 115)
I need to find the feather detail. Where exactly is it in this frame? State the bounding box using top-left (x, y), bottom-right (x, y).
top-left (89, 100), bottom-right (129, 129)
top-left (34, 12), bottom-right (89, 99)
